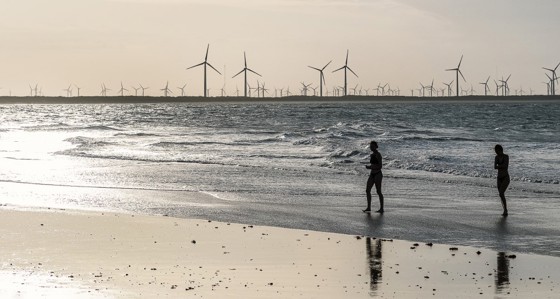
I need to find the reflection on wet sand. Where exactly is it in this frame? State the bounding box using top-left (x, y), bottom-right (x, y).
top-left (496, 252), bottom-right (510, 294)
top-left (366, 237), bottom-right (382, 295)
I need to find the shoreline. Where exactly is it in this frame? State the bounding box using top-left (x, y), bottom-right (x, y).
top-left (1, 95), bottom-right (560, 104)
top-left (1, 207), bottom-right (559, 298)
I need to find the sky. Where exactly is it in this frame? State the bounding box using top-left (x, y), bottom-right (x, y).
top-left (1, 0), bottom-right (559, 97)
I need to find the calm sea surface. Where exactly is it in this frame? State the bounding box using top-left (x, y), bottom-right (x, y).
top-left (1, 101), bottom-right (559, 256)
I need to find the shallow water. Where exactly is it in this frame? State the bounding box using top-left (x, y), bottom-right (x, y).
top-left (1, 101), bottom-right (559, 256)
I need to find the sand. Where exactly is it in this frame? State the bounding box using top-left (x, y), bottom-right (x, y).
top-left (0, 208), bottom-right (559, 298)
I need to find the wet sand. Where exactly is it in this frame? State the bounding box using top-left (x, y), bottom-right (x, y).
top-left (0, 208), bottom-right (559, 298)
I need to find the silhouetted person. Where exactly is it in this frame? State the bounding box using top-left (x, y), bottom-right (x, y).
top-left (494, 144), bottom-right (509, 216)
top-left (364, 141), bottom-right (384, 213)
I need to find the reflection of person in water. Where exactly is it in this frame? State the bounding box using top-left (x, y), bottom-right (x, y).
top-left (366, 237), bottom-right (382, 292)
top-left (495, 252), bottom-right (510, 292)
top-left (364, 141), bottom-right (384, 213)
top-left (494, 144), bottom-right (509, 216)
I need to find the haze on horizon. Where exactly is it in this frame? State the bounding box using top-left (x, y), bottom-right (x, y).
top-left (1, 0), bottom-right (559, 97)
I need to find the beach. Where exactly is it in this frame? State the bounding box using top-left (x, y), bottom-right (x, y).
top-left (1, 100), bottom-right (559, 297)
top-left (1, 208), bottom-right (559, 298)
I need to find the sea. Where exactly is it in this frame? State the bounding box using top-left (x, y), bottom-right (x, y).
top-left (1, 100), bottom-right (559, 256)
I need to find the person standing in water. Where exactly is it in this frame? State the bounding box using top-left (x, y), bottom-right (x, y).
top-left (364, 141), bottom-right (384, 213)
top-left (494, 144), bottom-right (509, 216)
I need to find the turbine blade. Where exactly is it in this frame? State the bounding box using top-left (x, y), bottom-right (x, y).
top-left (232, 69), bottom-right (245, 78)
top-left (555, 62), bottom-right (560, 71)
top-left (322, 60), bottom-right (332, 70)
top-left (459, 70), bottom-right (466, 81)
top-left (458, 55), bottom-right (463, 68)
top-left (347, 67), bottom-right (358, 77)
top-left (187, 62), bottom-right (204, 70)
top-left (207, 63), bottom-right (222, 75)
top-left (247, 68), bottom-right (262, 77)
top-left (244, 52), bottom-right (247, 67)
top-left (205, 44), bottom-right (210, 61)
top-left (345, 50), bottom-right (349, 65)
top-left (308, 66), bottom-right (321, 71)
top-left (332, 66), bottom-right (345, 73)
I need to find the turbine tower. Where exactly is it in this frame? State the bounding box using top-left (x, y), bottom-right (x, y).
top-left (446, 55), bottom-right (465, 97)
top-left (308, 60), bottom-right (332, 97)
top-left (178, 84), bottom-right (187, 96)
top-left (187, 44), bottom-right (221, 97)
top-left (63, 84), bottom-right (72, 97)
top-left (232, 52), bottom-right (261, 97)
top-left (161, 81), bottom-right (173, 97)
top-left (139, 84), bottom-right (149, 96)
top-left (118, 82), bottom-right (128, 97)
top-left (500, 75), bottom-right (511, 96)
top-left (543, 62), bottom-right (560, 96)
top-left (444, 80), bottom-right (454, 96)
top-left (332, 50), bottom-right (358, 96)
top-left (479, 76), bottom-right (490, 96)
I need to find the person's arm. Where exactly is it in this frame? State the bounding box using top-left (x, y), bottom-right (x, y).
top-left (495, 155), bottom-right (509, 169)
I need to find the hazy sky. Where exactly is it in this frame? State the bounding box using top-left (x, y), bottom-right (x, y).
top-left (1, 0), bottom-right (559, 96)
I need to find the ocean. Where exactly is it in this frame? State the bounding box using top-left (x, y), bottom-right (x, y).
top-left (1, 101), bottom-right (559, 256)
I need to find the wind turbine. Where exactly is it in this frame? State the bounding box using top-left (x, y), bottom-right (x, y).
top-left (74, 85), bottom-right (81, 97)
top-left (308, 60), bottom-right (331, 97)
top-left (63, 84), bottom-right (72, 97)
top-left (101, 83), bottom-right (110, 96)
top-left (500, 75), bottom-right (511, 96)
top-left (301, 82), bottom-right (312, 96)
top-left (178, 83), bottom-right (187, 96)
top-left (543, 62), bottom-right (560, 96)
top-left (261, 82), bottom-right (269, 98)
top-left (479, 76), bottom-right (490, 96)
top-left (444, 80), bottom-right (454, 96)
top-left (132, 86), bottom-right (140, 96)
top-left (428, 79), bottom-right (435, 97)
top-left (381, 83), bottom-right (388, 96)
top-left (543, 80), bottom-right (551, 95)
top-left (351, 84), bottom-right (359, 95)
top-left (161, 81), bottom-right (172, 97)
top-left (419, 83), bottom-right (426, 97)
top-left (118, 82), bottom-right (128, 96)
top-left (446, 55), bottom-right (466, 97)
top-left (139, 84), bottom-right (149, 96)
top-left (494, 80), bottom-right (501, 96)
top-left (187, 44), bottom-right (221, 97)
top-left (332, 50), bottom-right (358, 96)
top-left (232, 52), bottom-right (261, 97)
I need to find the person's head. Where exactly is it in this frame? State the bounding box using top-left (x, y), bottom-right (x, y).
top-left (495, 144), bottom-right (504, 155)
top-left (370, 141), bottom-right (378, 151)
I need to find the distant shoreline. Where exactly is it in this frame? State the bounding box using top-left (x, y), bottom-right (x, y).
top-left (1, 95), bottom-right (560, 104)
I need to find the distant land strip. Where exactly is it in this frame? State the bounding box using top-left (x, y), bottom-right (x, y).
top-left (1, 95), bottom-right (559, 104)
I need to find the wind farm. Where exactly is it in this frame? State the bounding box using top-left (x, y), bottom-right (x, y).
top-left (2, 46), bottom-right (559, 103)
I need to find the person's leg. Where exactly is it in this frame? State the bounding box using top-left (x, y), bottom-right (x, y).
top-left (374, 173), bottom-right (384, 213)
top-left (364, 175), bottom-right (374, 212)
top-left (498, 176), bottom-right (510, 216)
